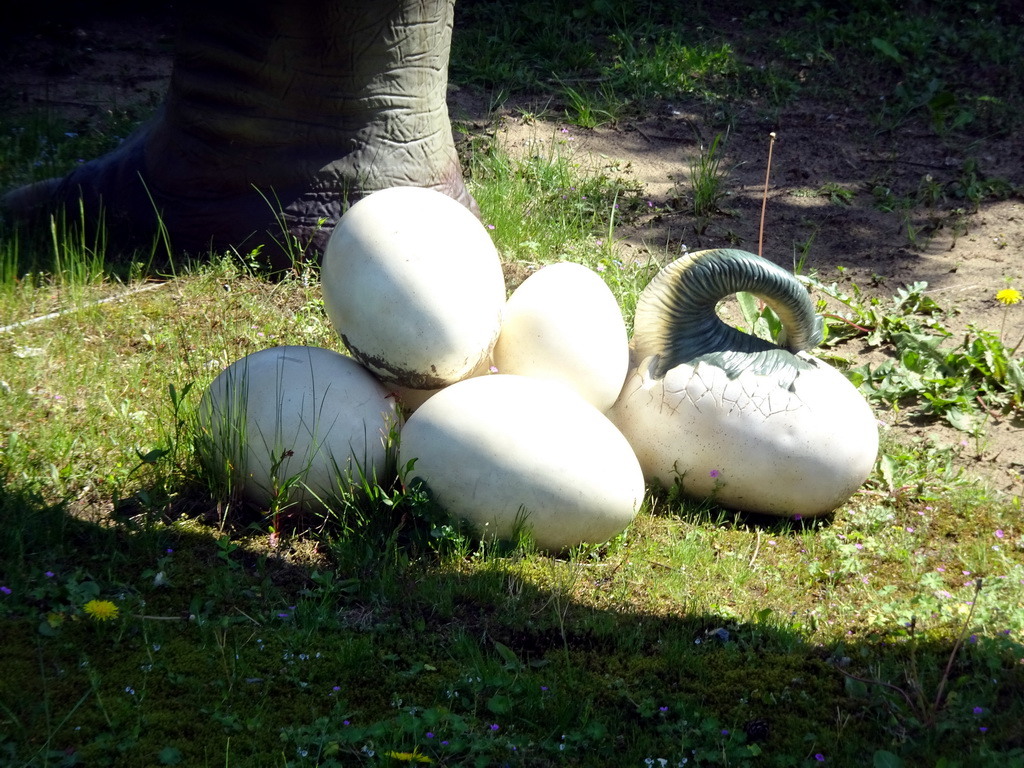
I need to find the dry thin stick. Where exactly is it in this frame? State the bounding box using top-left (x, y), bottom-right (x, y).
top-left (834, 666), bottom-right (919, 712)
top-left (758, 132), bottom-right (777, 258)
top-left (748, 528), bottom-right (762, 568)
top-left (932, 579), bottom-right (982, 715)
top-left (0, 281), bottom-right (168, 334)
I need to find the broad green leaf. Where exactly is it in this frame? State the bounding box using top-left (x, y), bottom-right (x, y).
top-left (871, 38), bottom-right (903, 63)
top-left (493, 641), bottom-right (522, 670)
top-left (487, 693), bottom-right (512, 714)
top-left (736, 291), bottom-right (760, 331)
top-left (158, 747), bottom-right (184, 766)
top-left (945, 407), bottom-right (980, 433)
top-left (879, 454), bottom-right (897, 490)
top-left (873, 749), bottom-right (904, 768)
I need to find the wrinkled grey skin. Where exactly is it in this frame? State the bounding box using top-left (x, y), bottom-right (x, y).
top-left (1, 0), bottom-right (476, 265)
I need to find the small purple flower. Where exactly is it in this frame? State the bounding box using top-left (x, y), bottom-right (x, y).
top-left (721, 729), bottom-right (729, 736)
top-left (343, 720), bottom-right (350, 726)
top-left (709, 469), bottom-right (720, 479)
top-left (659, 706), bottom-right (668, 712)
top-left (426, 732), bottom-right (434, 739)
top-left (794, 514), bottom-right (802, 521)
top-left (45, 571), bottom-right (55, 578)
top-left (815, 754), bottom-right (825, 762)
top-left (995, 529), bottom-right (1005, 539)
top-left (969, 634), bottom-right (978, 644)
top-left (974, 707), bottom-right (984, 715)
top-left (979, 727), bottom-right (988, 733)
top-left (0, 586), bottom-right (11, 595)
top-left (486, 224), bottom-right (496, 230)
top-left (490, 724), bottom-right (500, 732)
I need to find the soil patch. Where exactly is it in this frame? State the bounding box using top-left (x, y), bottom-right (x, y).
top-left (451, 94), bottom-right (1024, 495)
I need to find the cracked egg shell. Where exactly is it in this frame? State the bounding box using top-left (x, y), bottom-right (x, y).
top-left (607, 354), bottom-right (878, 517)
top-left (322, 187), bottom-right (506, 389)
top-left (399, 374), bottom-right (645, 551)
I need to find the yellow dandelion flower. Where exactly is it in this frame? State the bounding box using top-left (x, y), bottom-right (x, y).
top-left (83, 599), bottom-right (119, 621)
top-left (996, 288), bottom-right (1022, 306)
top-left (382, 751), bottom-right (432, 764)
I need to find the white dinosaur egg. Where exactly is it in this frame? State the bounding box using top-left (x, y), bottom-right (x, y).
top-left (321, 186), bottom-right (506, 389)
top-left (197, 346), bottom-right (398, 511)
top-left (398, 374), bottom-right (646, 551)
top-left (609, 354), bottom-right (878, 517)
top-left (492, 262), bottom-right (629, 411)
top-left (608, 247), bottom-right (878, 518)
top-left (391, 354), bottom-right (497, 414)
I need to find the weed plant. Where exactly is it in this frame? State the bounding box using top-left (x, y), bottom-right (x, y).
top-left (452, 0), bottom-right (1022, 136)
top-left (805, 275), bottom-right (1024, 434)
top-left (2, 145), bottom-right (1022, 767)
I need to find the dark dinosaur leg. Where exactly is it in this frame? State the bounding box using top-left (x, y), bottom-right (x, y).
top-left (2, 0), bottom-right (476, 265)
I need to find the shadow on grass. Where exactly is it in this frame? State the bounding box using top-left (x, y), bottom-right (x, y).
top-left (2, 476), bottom-right (1022, 767)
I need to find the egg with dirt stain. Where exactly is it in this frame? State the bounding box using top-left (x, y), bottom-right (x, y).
top-left (322, 187), bottom-right (506, 390)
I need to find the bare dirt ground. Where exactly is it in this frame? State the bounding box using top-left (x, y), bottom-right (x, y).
top-left (4, 10), bottom-right (1023, 495)
top-left (476, 102), bottom-right (1024, 495)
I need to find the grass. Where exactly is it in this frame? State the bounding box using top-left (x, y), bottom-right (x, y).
top-left (451, 0), bottom-right (1023, 135)
top-left (688, 133), bottom-right (728, 220)
top-left (1, 147), bottom-right (1022, 767)
top-left (2, 2), bottom-right (1024, 766)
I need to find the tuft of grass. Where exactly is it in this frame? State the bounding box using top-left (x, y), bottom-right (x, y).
top-left (689, 132), bottom-right (729, 220)
top-left (465, 128), bottom-right (648, 260)
top-left (452, 1), bottom-right (1023, 138)
top-left (464, 129), bottom-right (660, 332)
top-left (557, 80), bottom-right (626, 129)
